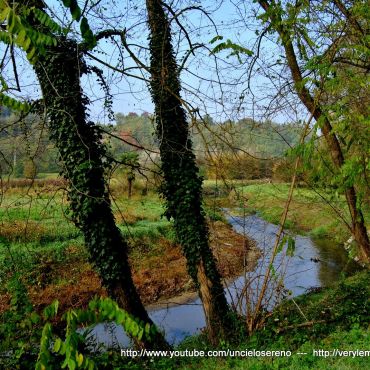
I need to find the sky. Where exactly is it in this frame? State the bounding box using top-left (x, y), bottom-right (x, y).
top-left (1, 0), bottom-right (309, 125)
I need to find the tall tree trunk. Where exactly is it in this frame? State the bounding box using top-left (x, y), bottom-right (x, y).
top-left (33, 38), bottom-right (168, 349)
top-left (258, 0), bottom-right (370, 262)
top-left (146, 0), bottom-right (232, 343)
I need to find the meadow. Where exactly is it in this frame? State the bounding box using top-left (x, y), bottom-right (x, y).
top-left (204, 180), bottom-right (370, 248)
top-left (0, 177), bottom-right (368, 369)
top-left (0, 177), bottom-right (256, 318)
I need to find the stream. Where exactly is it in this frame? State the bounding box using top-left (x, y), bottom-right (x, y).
top-left (88, 213), bottom-right (360, 348)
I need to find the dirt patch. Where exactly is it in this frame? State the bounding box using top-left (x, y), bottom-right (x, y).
top-left (210, 221), bottom-right (259, 279)
top-left (0, 221), bottom-right (259, 316)
top-left (0, 221), bottom-right (46, 242)
top-left (131, 238), bottom-right (190, 304)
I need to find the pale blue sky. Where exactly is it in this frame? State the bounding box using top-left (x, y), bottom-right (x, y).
top-left (2, 0), bottom-right (308, 124)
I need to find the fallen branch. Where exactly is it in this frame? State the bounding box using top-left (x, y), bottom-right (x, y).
top-left (277, 320), bottom-right (327, 333)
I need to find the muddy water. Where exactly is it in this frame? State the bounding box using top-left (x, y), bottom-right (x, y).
top-left (89, 214), bottom-right (360, 348)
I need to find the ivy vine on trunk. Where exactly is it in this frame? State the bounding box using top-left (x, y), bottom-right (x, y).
top-left (146, 0), bottom-right (233, 344)
top-left (33, 37), bottom-right (168, 349)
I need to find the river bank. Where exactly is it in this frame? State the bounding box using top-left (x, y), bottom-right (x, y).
top-left (0, 217), bottom-right (260, 317)
top-left (89, 211), bottom-right (363, 348)
top-left (1, 185), bottom-right (368, 369)
top-left (90, 269), bottom-right (370, 369)
top-left (207, 182), bottom-right (370, 263)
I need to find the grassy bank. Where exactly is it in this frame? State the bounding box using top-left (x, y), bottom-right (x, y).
top-left (0, 187), bottom-right (177, 314)
top-left (1, 180), bottom-right (368, 369)
top-left (0, 180), bottom-right (257, 315)
top-left (205, 182), bottom-right (370, 246)
top-left (95, 270), bottom-right (369, 369)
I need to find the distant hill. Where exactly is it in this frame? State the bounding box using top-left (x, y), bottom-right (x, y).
top-left (0, 110), bottom-right (303, 180)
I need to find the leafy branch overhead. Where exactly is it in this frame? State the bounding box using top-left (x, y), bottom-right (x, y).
top-left (0, 3), bottom-right (59, 111)
top-left (0, 5), bottom-right (59, 63)
top-left (0, 1), bottom-right (96, 112)
top-left (61, 0), bottom-right (96, 48)
top-left (210, 35), bottom-right (253, 62)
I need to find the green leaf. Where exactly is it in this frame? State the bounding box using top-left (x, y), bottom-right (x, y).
top-left (71, 3), bottom-right (81, 21)
top-left (62, 0), bottom-right (82, 21)
top-left (30, 311), bottom-right (41, 324)
top-left (31, 7), bottom-right (63, 33)
top-left (0, 30), bottom-right (12, 44)
top-left (0, 75), bottom-right (8, 90)
top-left (0, 93), bottom-right (30, 112)
top-left (287, 236), bottom-right (296, 257)
top-left (80, 17), bottom-right (89, 36)
top-left (15, 29), bottom-right (26, 45)
top-left (80, 17), bottom-right (96, 49)
top-left (43, 300), bottom-right (59, 319)
top-left (68, 358), bottom-right (76, 370)
top-left (23, 36), bottom-right (31, 51)
top-left (26, 47), bottom-right (36, 62)
top-left (53, 338), bottom-right (62, 353)
top-left (210, 39), bottom-right (253, 63)
top-left (7, 9), bottom-right (16, 33)
top-left (210, 35), bottom-right (223, 43)
top-left (276, 236), bottom-right (287, 255)
top-left (76, 352), bottom-right (83, 367)
top-left (0, 6), bottom-right (10, 22)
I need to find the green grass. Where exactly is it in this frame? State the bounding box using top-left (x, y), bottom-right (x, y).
top-left (120, 219), bottom-right (175, 242)
top-left (36, 172), bottom-right (59, 179)
top-left (170, 327), bottom-right (369, 370)
top-left (222, 183), bottom-right (370, 245)
top-left (1, 183), bottom-right (369, 369)
top-left (90, 270), bottom-right (370, 369)
top-left (112, 194), bottom-right (166, 222)
top-left (0, 189), bottom-right (174, 292)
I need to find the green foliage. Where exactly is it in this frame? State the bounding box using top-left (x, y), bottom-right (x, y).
top-left (30, 6), bottom-right (64, 33)
top-left (0, 3), bottom-right (59, 112)
top-left (276, 235), bottom-right (296, 257)
top-left (0, 4), bottom-right (58, 63)
top-left (34, 37), bottom-right (122, 288)
top-left (0, 0), bottom-right (97, 112)
top-left (79, 16), bottom-right (96, 49)
top-left (32, 37), bottom-right (164, 349)
top-left (0, 272), bottom-right (42, 369)
top-left (62, 0), bottom-right (81, 21)
top-left (61, 0), bottom-right (97, 48)
top-left (210, 36), bottom-right (253, 62)
top-left (36, 297), bottom-right (157, 370)
top-left (0, 92), bottom-right (30, 112)
top-left (253, 0), bottom-right (370, 258)
top-left (148, 0), bottom-right (223, 289)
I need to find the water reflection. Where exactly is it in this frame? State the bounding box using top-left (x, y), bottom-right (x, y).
top-left (90, 214), bottom-right (360, 347)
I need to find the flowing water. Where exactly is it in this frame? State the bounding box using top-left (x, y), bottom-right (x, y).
top-left (89, 213), bottom-right (360, 348)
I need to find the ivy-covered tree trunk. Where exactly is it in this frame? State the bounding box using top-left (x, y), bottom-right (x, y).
top-left (33, 38), bottom-right (168, 349)
top-left (146, 0), bottom-right (231, 343)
